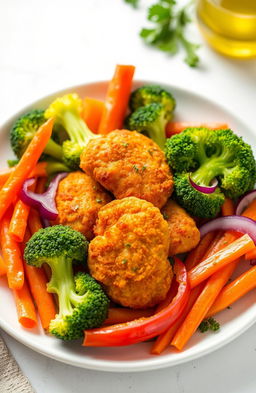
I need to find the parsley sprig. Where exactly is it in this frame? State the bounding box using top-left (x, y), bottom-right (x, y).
top-left (198, 317), bottom-right (220, 333)
top-left (124, 0), bottom-right (139, 8)
top-left (140, 0), bottom-right (199, 67)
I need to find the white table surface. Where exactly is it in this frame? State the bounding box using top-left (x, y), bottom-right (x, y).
top-left (0, 0), bottom-right (256, 392)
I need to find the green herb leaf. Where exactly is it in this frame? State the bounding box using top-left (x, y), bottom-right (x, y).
top-left (140, 0), bottom-right (200, 67)
top-left (124, 0), bottom-right (139, 8)
top-left (199, 317), bottom-right (220, 333)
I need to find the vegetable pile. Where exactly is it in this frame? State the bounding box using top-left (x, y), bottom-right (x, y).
top-left (1, 64), bottom-right (256, 358)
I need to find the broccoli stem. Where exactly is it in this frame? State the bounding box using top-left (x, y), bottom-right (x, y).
top-left (47, 257), bottom-right (75, 316)
top-left (191, 154), bottom-right (233, 186)
top-left (44, 139), bottom-right (63, 161)
top-left (46, 161), bottom-right (70, 175)
top-left (62, 112), bottom-right (98, 145)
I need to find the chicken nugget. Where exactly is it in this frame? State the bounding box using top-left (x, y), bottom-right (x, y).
top-left (89, 197), bottom-right (173, 309)
top-left (162, 199), bottom-right (200, 256)
top-left (54, 171), bottom-right (112, 240)
top-left (80, 130), bottom-right (173, 209)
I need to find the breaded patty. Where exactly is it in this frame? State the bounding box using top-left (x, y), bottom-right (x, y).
top-left (88, 197), bottom-right (172, 309)
top-left (162, 200), bottom-right (200, 256)
top-left (80, 129), bottom-right (173, 209)
top-left (54, 171), bottom-right (112, 240)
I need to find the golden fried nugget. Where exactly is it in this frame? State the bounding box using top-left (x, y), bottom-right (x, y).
top-left (162, 200), bottom-right (200, 256)
top-left (88, 197), bottom-right (173, 309)
top-left (80, 130), bottom-right (173, 209)
top-left (54, 171), bottom-right (112, 240)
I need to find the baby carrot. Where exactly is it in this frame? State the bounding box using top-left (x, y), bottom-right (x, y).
top-left (13, 279), bottom-right (37, 328)
top-left (9, 182), bottom-right (36, 242)
top-left (28, 209), bottom-right (43, 235)
top-left (82, 97), bottom-right (104, 133)
top-left (245, 248), bottom-right (256, 261)
top-left (185, 232), bottom-right (216, 271)
top-left (98, 65), bottom-right (135, 134)
top-left (166, 122), bottom-right (228, 137)
top-left (0, 210), bottom-right (24, 289)
top-left (221, 198), bottom-right (235, 217)
top-left (0, 118), bottom-right (53, 221)
top-left (188, 234), bottom-right (254, 288)
top-left (206, 265), bottom-right (256, 317)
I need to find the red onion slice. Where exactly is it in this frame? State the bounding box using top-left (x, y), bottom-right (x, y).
top-left (236, 190), bottom-right (256, 216)
top-left (189, 174), bottom-right (218, 194)
top-left (20, 172), bottom-right (68, 221)
top-left (200, 216), bottom-right (256, 244)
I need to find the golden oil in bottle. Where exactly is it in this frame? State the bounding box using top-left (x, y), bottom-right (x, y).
top-left (197, 0), bottom-right (256, 58)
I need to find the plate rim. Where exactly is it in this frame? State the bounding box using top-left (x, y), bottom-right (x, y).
top-left (0, 80), bottom-right (255, 372)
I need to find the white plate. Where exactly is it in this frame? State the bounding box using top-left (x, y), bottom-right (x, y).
top-left (0, 81), bottom-right (256, 372)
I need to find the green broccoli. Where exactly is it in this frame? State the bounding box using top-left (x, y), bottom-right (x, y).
top-left (126, 103), bottom-right (170, 150)
top-left (129, 85), bottom-right (176, 118)
top-left (165, 127), bottom-right (256, 218)
top-left (10, 109), bottom-right (63, 161)
top-left (198, 317), bottom-right (220, 333)
top-left (24, 225), bottom-right (109, 340)
top-left (45, 94), bottom-right (99, 169)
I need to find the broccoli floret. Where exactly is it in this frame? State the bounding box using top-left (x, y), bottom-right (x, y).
top-left (24, 225), bottom-right (109, 340)
top-left (165, 128), bottom-right (256, 217)
top-left (10, 109), bottom-right (63, 161)
top-left (126, 103), bottom-right (170, 150)
top-left (199, 317), bottom-right (220, 333)
top-left (45, 94), bottom-right (99, 169)
top-left (129, 85), bottom-right (176, 118)
top-left (174, 173), bottom-right (225, 218)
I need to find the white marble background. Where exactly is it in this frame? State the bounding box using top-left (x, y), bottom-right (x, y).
top-left (0, 0), bottom-right (256, 392)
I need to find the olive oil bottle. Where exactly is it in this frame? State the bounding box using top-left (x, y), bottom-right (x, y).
top-left (197, 0), bottom-right (256, 58)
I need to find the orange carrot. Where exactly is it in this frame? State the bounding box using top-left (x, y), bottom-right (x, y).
top-left (166, 122), bottom-right (228, 137)
top-left (0, 119), bottom-right (53, 221)
top-left (82, 97), bottom-right (104, 133)
top-left (151, 284), bottom-right (203, 354)
top-left (0, 255), bottom-right (6, 276)
top-left (104, 308), bottom-right (154, 326)
top-left (206, 265), bottom-right (256, 317)
top-left (242, 199), bottom-right (256, 221)
top-left (98, 65), bottom-right (135, 134)
top-left (36, 177), bottom-right (47, 194)
top-left (245, 248), bottom-right (256, 261)
top-left (188, 234), bottom-right (254, 288)
top-left (221, 198), bottom-right (235, 217)
top-left (13, 279), bottom-right (37, 328)
top-left (9, 182), bottom-right (36, 242)
top-left (22, 230), bottom-right (56, 329)
top-left (28, 209), bottom-right (42, 235)
top-left (171, 261), bottom-right (238, 351)
top-left (0, 211), bottom-right (24, 289)
top-left (185, 232), bottom-right (216, 271)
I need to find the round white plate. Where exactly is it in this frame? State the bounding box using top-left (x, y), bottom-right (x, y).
top-left (0, 81), bottom-right (256, 372)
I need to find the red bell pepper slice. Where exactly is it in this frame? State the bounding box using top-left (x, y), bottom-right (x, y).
top-left (83, 258), bottom-right (190, 347)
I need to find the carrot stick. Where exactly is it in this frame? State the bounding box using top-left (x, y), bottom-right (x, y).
top-left (28, 209), bottom-right (43, 235)
top-left (103, 308), bottom-right (154, 326)
top-left (221, 198), bottom-right (235, 217)
top-left (206, 265), bottom-right (256, 317)
top-left (82, 97), bottom-right (104, 134)
top-left (0, 211), bottom-right (24, 289)
top-left (151, 284), bottom-right (203, 355)
top-left (0, 255), bottom-right (7, 276)
top-left (22, 230), bottom-right (56, 330)
top-left (185, 232), bottom-right (216, 271)
top-left (13, 279), bottom-right (37, 328)
top-left (171, 261), bottom-right (238, 351)
top-left (188, 234), bottom-right (254, 288)
top-left (98, 65), bottom-right (135, 134)
top-left (9, 181), bottom-right (36, 243)
top-left (166, 122), bottom-right (228, 137)
top-left (0, 118), bottom-right (53, 221)
top-left (245, 248), bottom-right (256, 261)
top-left (242, 199), bottom-right (256, 221)
top-left (36, 177), bottom-right (47, 194)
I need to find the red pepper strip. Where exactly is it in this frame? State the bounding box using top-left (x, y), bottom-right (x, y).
top-left (83, 258), bottom-right (190, 347)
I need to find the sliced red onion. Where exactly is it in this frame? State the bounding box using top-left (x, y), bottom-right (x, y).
top-left (236, 190), bottom-right (256, 216)
top-left (189, 174), bottom-right (218, 194)
top-left (20, 173), bottom-right (68, 221)
top-left (200, 216), bottom-right (256, 244)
